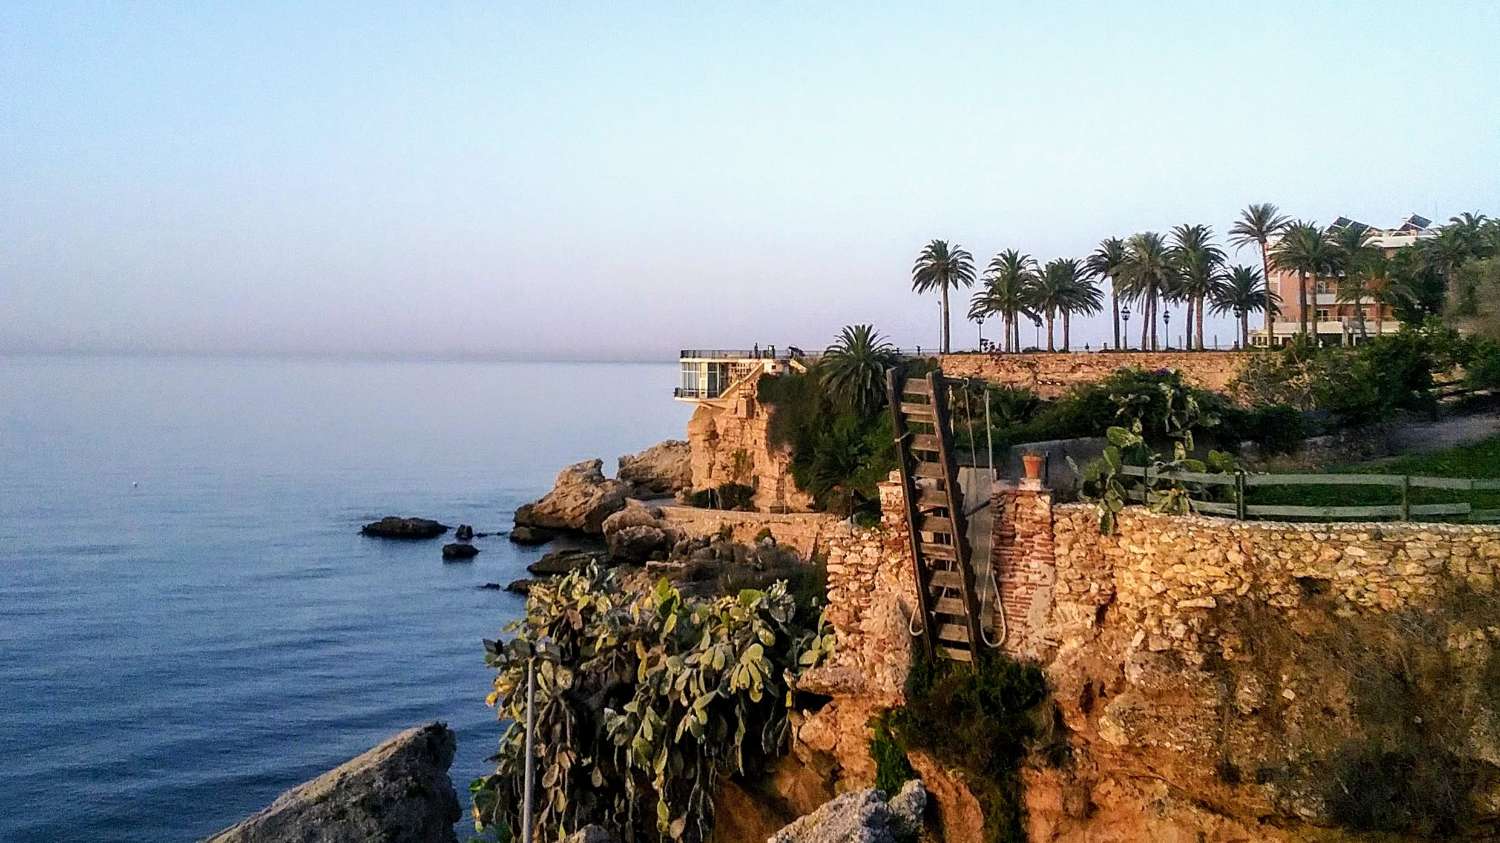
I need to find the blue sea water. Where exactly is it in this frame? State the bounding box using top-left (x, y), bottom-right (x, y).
top-left (0, 354), bottom-right (691, 842)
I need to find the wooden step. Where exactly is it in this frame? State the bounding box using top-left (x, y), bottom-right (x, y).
top-left (914, 462), bottom-right (946, 479)
top-left (899, 402), bottom-right (935, 417)
top-left (937, 644), bottom-right (973, 662)
top-left (936, 623), bottom-right (970, 643)
top-left (902, 379), bottom-right (932, 395)
top-left (928, 570), bottom-right (964, 590)
top-left (911, 434), bottom-right (942, 452)
top-left (919, 515), bottom-right (954, 534)
top-left (919, 542), bottom-right (957, 560)
top-left (932, 597), bottom-right (969, 616)
top-left (916, 489), bottom-right (952, 509)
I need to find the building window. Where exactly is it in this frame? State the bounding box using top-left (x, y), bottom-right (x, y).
top-left (1316, 308), bottom-right (1330, 321)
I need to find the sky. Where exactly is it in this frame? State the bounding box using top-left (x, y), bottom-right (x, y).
top-left (3, 2), bottom-right (1498, 361)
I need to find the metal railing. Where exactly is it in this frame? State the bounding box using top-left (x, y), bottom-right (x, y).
top-left (679, 347), bottom-right (934, 360)
top-left (1119, 465), bottom-right (1500, 523)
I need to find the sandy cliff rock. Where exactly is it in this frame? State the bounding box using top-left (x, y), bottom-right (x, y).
top-left (204, 722), bottom-right (461, 843)
top-left (514, 459), bottom-right (630, 535)
top-left (618, 440), bottom-right (692, 496)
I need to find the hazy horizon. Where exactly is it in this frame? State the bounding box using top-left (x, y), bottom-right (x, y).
top-left (4, 3), bottom-right (1499, 359)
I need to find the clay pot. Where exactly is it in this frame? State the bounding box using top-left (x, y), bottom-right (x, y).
top-left (1022, 453), bottom-right (1045, 481)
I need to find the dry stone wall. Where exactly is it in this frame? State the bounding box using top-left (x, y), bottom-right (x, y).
top-left (940, 350), bottom-right (1252, 398)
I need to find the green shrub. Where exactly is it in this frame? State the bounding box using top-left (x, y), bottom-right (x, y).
top-left (1218, 404), bottom-right (1306, 454)
top-left (883, 653), bottom-right (1062, 843)
top-left (1466, 337), bottom-right (1500, 390)
top-left (868, 711), bottom-right (916, 794)
top-left (686, 482), bottom-right (756, 511)
top-left (472, 567), bottom-right (835, 842)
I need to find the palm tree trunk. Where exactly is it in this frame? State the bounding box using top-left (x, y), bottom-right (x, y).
top-left (1241, 310), bottom-right (1249, 348)
top-left (1141, 295), bottom-right (1151, 350)
top-left (1196, 293), bottom-right (1206, 350)
top-left (1150, 293), bottom-right (1159, 351)
top-left (1298, 271), bottom-right (1309, 337)
top-left (1112, 287), bottom-right (1121, 350)
top-left (1356, 293), bottom-right (1367, 340)
top-left (1260, 241), bottom-right (1274, 338)
top-left (1063, 311), bottom-right (1071, 352)
top-left (940, 287), bottom-right (951, 354)
top-left (1045, 310), bottom-right (1055, 352)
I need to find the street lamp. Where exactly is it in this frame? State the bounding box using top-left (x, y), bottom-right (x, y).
top-left (1163, 309), bottom-right (1172, 350)
top-left (1121, 306), bottom-right (1131, 350)
top-left (1033, 316), bottom-right (1042, 350)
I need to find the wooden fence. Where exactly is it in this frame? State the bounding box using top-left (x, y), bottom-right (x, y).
top-left (1118, 465), bottom-right (1500, 523)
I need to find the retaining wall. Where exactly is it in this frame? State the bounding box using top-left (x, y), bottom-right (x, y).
top-left (940, 350), bottom-right (1252, 398)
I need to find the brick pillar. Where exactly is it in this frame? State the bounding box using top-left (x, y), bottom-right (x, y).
top-left (991, 482), bottom-right (1056, 657)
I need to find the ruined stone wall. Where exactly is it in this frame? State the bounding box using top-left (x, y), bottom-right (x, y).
top-left (654, 505), bottom-right (837, 558)
top-left (940, 350), bottom-right (1252, 398)
top-left (685, 373), bottom-right (815, 512)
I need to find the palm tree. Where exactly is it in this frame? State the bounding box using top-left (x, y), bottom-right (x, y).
top-left (1365, 257), bottom-right (1412, 336)
top-left (1329, 223), bottom-right (1378, 340)
top-left (1052, 259), bottom-right (1104, 351)
top-left (1269, 221), bottom-right (1334, 339)
top-left (1170, 224), bottom-right (1226, 349)
top-left (1120, 232), bottom-right (1177, 350)
top-left (1228, 203), bottom-right (1291, 339)
top-left (1032, 259), bottom-right (1073, 351)
top-left (1085, 237), bottom-right (1129, 350)
top-left (970, 250), bottom-right (1039, 352)
top-left (819, 324), bottom-right (897, 414)
top-left (1209, 266), bottom-right (1278, 348)
top-left (911, 240), bottom-right (976, 354)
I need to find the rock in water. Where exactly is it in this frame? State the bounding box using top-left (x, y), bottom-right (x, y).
top-left (768, 780), bottom-right (926, 843)
top-left (617, 440), bottom-right (691, 496)
top-left (513, 459), bottom-right (630, 535)
top-left (360, 517), bottom-right (450, 539)
top-left (504, 578), bottom-right (536, 595)
top-left (204, 722), bottom-right (461, 843)
top-left (455, 524), bottom-right (475, 541)
top-left (508, 525), bottom-right (556, 546)
top-left (441, 543), bottom-right (479, 560)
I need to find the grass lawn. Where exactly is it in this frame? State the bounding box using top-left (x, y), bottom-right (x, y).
top-left (1247, 435), bottom-right (1500, 520)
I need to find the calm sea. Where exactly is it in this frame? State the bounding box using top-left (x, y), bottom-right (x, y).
top-left (0, 354), bottom-right (691, 842)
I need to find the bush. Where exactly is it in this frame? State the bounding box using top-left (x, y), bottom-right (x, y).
top-left (881, 653), bottom-right (1063, 843)
top-left (472, 567), bottom-right (835, 842)
top-left (686, 482), bottom-right (756, 511)
top-left (868, 711), bottom-right (916, 794)
top-left (1218, 404), bottom-right (1306, 455)
top-left (1466, 337), bottom-right (1500, 390)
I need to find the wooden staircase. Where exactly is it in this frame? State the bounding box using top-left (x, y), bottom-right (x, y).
top-left (885, 369), bottom-right (985, 663)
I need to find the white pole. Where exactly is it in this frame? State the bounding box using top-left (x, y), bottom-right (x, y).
top-left (522, 658), bottom-right (536, 843)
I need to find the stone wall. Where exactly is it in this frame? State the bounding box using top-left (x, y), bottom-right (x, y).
top-left (654, 504), bottom-right (838, 558)
top-left (685, 373), bottom-right (814, 512)
top-left (990, 485), bottom-right (1057, 658)
top-left (940, 350), bottom-right (1252, 398)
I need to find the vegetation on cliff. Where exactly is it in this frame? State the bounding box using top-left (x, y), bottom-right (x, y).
top-left (472, 566), bottom-right (833, 842)
top-left (870, 653), bottom-right (1064, 843)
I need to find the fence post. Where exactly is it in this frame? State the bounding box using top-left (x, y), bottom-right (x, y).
top-left (1400, 475), bottom-right (1411, 522)
top-left (1235, 471), bottom-right (1247, 520)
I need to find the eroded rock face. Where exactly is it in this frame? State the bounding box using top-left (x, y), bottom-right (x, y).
top-left (617, 440), bottom-right (691, 496)
top-left (514, 459), bottom-right (630, 535)
top-left (204, 722), bottom-right (461, 843)
top-left (768, 780), bottom-right (925, 843)
top-left (360, 517), bottom-right (450, 539)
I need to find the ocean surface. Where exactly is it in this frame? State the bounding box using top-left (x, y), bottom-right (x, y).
top-left (0, 354), bottom-right (692, 842)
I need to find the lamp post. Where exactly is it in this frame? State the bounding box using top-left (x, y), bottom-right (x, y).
top-left (1121, 306), bottom-right (1131, 351)
top-left (1033, 316), bottom-right (1042, 351)
top-left (1163, 309), bottom-right (1172, 351)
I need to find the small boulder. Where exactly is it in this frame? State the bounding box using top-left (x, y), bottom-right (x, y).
top-left (204, 723), bottom-right (461, 843)
top-left (442, 543), bottom-right (479, 561)
top-left (617, 440), bottom-right (691, 496)
top-left (504, 578), bottom-right (536, 595)
top-left (360, 517), bottom-right (450, 540)
top-left (508, 525), bottom-right (556, 546)
top-left (769, 780), bottom-right (926, 843)
top-left (608, 524), bottom-right (674, 565)
top-left (527, 548), bottom-right (602, 576)
top-left (455, 524), bottom-right (475, 541)
top-left (513, 459), bottom-right (630, 535)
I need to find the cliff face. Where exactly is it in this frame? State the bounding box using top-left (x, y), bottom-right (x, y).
top-left (1023, 508), bottom-right (1500, 841)
top-left (686, 374), bottom-right (813, 513)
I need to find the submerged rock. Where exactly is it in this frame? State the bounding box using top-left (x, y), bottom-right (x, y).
top-left (769, 780), bottom-right (925, 843)
top-left (441, 543), bottom-right (479, 560)
top-left (617, 439), bottom-right (692, 496)
top-left (514, 459), bottom-right (630, 535)
top-left (476, 582), bottom-right (503, 591)
top-left (204, 722), bottom-right (461, 843)
top-left (360, 516), bottom-right (450, 539)
top-left (504, 578), bottom-right (536, 595)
